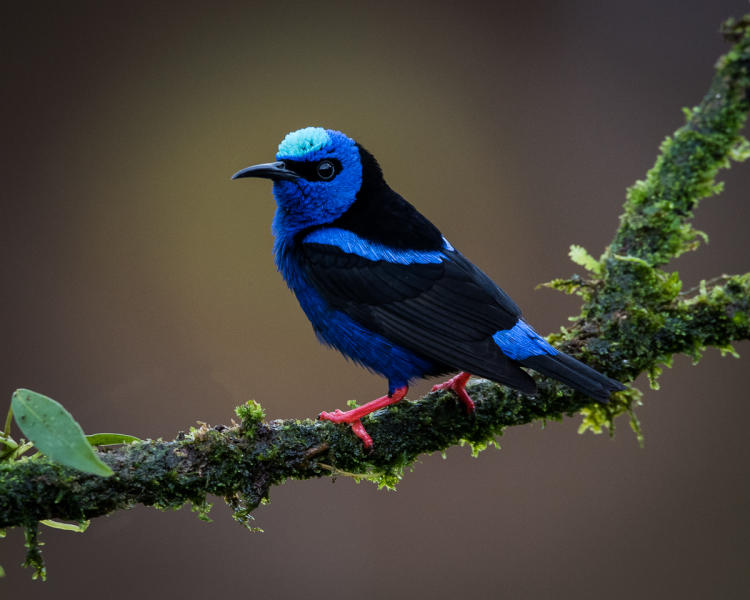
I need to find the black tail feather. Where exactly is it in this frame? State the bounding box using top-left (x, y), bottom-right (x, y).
top-left (520, 352), bottom-right (625, 403)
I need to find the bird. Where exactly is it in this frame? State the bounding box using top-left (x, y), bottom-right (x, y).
top-left (232, 127), bottom-right (625, 448)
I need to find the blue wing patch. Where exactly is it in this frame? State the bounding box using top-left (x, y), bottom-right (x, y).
top-left (303, 227), bottom-right (449, 265)
top-left (492, 319), bottom-right (559, 361)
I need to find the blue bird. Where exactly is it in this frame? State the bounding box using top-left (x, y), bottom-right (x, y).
top-left (232, 127), bottom-right (625, 448)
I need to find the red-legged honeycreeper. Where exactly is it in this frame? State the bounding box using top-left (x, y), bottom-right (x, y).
top-left (232, 127), bottom-right (625, 448)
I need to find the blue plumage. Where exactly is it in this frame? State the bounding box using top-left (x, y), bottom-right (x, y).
top-left (492, 319), bottom-right (558, 361)
top-left (232, 127), bottom-right (625, 448)
top-left (302, 228), bottom-right (450, 265)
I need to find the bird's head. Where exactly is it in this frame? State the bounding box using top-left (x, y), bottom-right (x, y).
top-left (233, 127), bottom-right (363, 233)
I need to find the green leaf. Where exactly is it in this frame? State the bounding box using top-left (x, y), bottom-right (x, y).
top-left (86, 433), bottom-right (141, 446)
top-left (569, 244), bottom-right (601, 275)
top-left (11, 389), bottom-right (113, 477)
top-left (40, 519), bottom-right (90, 533)
top-left (4, 404), bottom-right (12, 436)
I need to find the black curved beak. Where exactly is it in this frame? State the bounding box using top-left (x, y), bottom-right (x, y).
top-left (231, 161), bottom-right (300, 182)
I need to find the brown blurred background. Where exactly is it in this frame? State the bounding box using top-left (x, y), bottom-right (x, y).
top-left (2, 1), bottom-right (749, 597)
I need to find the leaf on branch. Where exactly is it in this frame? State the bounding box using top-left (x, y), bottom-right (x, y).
top-left (569, 244), bottom-right (602, 275)
top-left (86, 433), bottom-right (141, 447)
top-left (11, 389), bottom-right (113, 477)
top-left (40, 519), bottom-right (90, 533)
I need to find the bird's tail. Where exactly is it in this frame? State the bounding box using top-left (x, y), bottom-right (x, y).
top-left (519, 352), bottom-right (625, 403)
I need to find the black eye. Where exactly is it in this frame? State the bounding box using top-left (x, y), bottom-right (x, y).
top-left (316, 160), bottom-right (336, 180)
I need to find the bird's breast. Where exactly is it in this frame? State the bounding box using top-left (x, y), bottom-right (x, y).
top-left (273, 237), bottom-right (338, 334)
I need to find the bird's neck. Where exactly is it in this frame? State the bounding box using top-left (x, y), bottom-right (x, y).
top-left (271, 208), bottom-right (311, 286)
top-left (271, 206), bottom-right (308, 242)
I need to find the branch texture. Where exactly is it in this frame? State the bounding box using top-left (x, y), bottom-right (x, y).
top-left (2, 16), bottom-right (750, 559)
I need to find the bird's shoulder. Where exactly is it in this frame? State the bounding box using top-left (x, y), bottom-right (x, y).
top-left (298, 226), bottom-right (447, 268)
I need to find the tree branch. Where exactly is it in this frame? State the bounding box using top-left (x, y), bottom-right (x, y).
top-left (2, 15), bottom-right (750, 578)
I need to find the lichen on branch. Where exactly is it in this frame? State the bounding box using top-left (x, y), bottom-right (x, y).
top-left (2, 14), bottom-right (750, 581)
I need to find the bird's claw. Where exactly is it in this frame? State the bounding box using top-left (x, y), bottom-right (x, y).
top-left (317, 387), bottom-right (407, 449)
top-left (319, 409), bottom-right (347, 422)
top-left (432, 372), bottom-right (476, 413)
top-left (349, 420), bottom-right (373, 450)
top-left (319, 411), bottom-right (373, 449)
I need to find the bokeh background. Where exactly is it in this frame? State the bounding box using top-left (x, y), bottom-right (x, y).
top-left (2, 1), bottom-right (749, 598)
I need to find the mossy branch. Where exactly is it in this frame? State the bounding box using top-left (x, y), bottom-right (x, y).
top-left (2, 15), bottom-right (750, 579)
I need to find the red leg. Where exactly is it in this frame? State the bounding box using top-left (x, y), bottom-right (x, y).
top-left (320, 386), bottom-right (408, 449)
top-left (431, 372), bottom-right (475, 413)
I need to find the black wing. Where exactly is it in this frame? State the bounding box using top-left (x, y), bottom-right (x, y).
top-left (300, 241), bottom-right (537, 392)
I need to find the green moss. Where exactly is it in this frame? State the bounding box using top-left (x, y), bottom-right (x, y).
top-left (577, 387), bottom-right (641, 441)
top-left (23, 524), bottom-right (45, 581)
top-left (190, 499), bottom-right (213, 522)
top-left (235, 400), bottom-right (266, 438)
top-left (459, 437), bottom-right (501, 458)
top-left (228, 495), bottom-right (264, 532)
top-left (569, 244), bottom-right (603, 275)
top-left (609, 26), bottom-right (750, 268)
top-left (373, 466), bottom-right (403, 491)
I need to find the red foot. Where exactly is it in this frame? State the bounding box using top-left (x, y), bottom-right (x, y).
top-left (319, 386), bottom-right (408, 449)
top-left (431, 372), bottom-right (475, 413)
